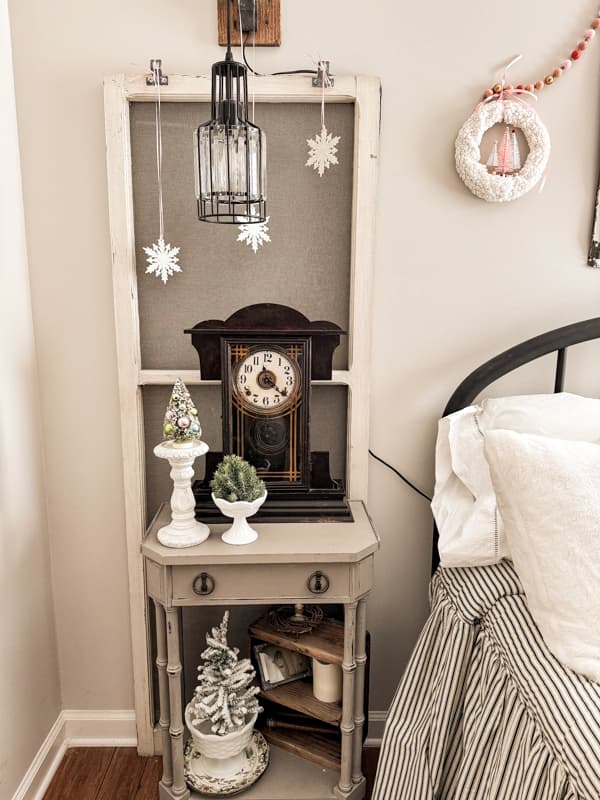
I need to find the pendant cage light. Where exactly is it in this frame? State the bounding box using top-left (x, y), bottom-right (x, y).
top-left (194, 2), bottom-right (267, 224)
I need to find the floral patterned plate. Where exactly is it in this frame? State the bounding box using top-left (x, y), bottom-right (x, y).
top-left (183, 731), bottom-right (270, 796)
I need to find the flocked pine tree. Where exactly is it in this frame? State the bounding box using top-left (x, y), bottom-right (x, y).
top-left (187, 611), bottom-right (262, 736)
top-left (210, 455), bottom-right (266, 503)
top-left (163, 378), bottom-right (202, 444)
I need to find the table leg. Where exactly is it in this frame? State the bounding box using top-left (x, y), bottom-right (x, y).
top-left (165, 607), bottom-right (190, 799)
top-left (154, 601), bottom-right (174, 790)
top-left (352, 599), bottom-right (368, 784)
top-left (337, 601), bottom-right (357, 796)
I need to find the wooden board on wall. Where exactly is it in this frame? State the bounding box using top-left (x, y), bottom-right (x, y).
top-left (218, 0), bottom-right (281, 47)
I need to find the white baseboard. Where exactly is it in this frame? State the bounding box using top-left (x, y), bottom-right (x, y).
top-left (11, 709), bottom-right (137, 800)
top-left (61, 709), bottom-right (137, 747)
top-left (365, 710), bottom-right (387, 747)
top-left (11, 714), bottom-right (67, 800)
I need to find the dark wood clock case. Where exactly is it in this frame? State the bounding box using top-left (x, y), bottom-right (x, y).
top-left (185, 303), bottom-right (353, 522)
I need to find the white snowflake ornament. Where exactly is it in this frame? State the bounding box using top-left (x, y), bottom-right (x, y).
top-left (143, 238), bottom-right (182, 284)
top-left (306, 126), bottom-right (341, 177)
top-left (237, 216), bottom-right (271, 254)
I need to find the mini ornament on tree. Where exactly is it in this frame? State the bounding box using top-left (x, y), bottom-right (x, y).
top-left (306, 60), bottom-right (340, 177)
top-left (184, 612), bottom-right (267, 785)
top-left (237, 216), bottom-right (271, 253)
top-left (456, 14), bottom-right (600, 203)
top-left (154, 378), bottom-right (210, 548)
top-left (143, 60), bottom-right (182, 282)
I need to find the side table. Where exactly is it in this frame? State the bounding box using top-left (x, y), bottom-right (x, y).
top-left (142, 501), bottom-right (379, 800)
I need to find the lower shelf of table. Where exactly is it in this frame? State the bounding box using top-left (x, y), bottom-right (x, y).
top-left (181, 744), bottom-right (364, 800)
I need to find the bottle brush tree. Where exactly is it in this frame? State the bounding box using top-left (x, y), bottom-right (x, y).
top-left (162, 378), bottom-right (202, 444)
top-left (187, 611), bottom-right (262, 735)
top-left (210, 455), bottom-right (266, 503)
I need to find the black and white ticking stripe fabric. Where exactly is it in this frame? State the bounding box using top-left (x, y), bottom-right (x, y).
top-left (372, 561), bottom-right (600, 800)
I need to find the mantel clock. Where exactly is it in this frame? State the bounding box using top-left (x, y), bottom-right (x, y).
top-left (185, 303), bottom-right (351, 522)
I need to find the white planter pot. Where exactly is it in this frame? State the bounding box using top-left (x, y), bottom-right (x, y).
top-left (184, 705), bottom-right (258, 778)
top-left (212, 491), bottom-right (267, 545)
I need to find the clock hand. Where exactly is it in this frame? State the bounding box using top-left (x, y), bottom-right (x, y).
top-left (260, 369), bottom-right (286, 396)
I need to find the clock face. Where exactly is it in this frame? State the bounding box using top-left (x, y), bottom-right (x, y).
top-left (232, 347), bottom-right (301, 416)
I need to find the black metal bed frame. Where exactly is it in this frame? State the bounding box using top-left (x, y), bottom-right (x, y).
top-left (431, 317), bottom-right (600, 573)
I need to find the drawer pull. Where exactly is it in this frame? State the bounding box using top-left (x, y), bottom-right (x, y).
top-left (193, 572), bottom-right (215, 596)
top-left (307, 570), bottom-right (330, 594)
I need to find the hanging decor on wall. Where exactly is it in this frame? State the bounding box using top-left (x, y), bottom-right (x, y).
top-left (306, 61), bottom-right (340, 178)
top-left (238, 216), bottom-right (271, 252)
top-left (194, 0), bottom-right (267, 224)
top-left (588, 189), bottom-right (600, 266)
top-left (143, 60), bottom-right (183, 283)
top-left (456, 13), bottom-right (600, 203)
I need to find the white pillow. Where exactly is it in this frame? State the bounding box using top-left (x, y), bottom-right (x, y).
top-left (484, 430), bottom-right (600, 683)
top-left (432, 407), bottom-right (509, 566)
top-left (432, 393), bottom-right (600, 567)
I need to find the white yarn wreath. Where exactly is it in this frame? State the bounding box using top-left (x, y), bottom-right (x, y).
top-left (455, 99), bottom-right (551, 202)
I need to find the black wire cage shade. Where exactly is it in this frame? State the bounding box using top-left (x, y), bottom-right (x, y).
top-left (194, 16), bottom-right (267, 224)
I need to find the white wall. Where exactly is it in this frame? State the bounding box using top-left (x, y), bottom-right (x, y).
top-left (7, 0), bottom-right (600, 730)
top-left (0, 2), bottom-right (61, 796)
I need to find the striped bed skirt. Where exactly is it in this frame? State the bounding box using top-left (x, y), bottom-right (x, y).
top-left (372, 562), bottom-right (600, 799)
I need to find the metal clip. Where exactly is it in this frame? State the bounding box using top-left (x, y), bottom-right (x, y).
top-left (312, 61), bottom-right (334, 88)
top-left (146, 58), bottom-right (169, 86)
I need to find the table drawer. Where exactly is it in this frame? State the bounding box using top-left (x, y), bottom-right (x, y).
top-left (171, 563), bottom-right (351, 604)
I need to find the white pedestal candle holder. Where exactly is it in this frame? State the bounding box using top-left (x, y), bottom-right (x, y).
top-left (153, 440), bottom-right (210, 548)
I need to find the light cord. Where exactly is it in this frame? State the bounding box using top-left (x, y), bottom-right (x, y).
top-left (368, 449), bottom-right (432, 503)
top-left (237, 0), bottom-right (256, 120)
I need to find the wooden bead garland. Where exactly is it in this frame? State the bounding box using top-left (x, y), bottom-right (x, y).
top-left (481, 13), bottom-right (600, 101)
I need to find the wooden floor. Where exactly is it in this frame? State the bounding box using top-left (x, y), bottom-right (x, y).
top-left (43, 747), bottom-right (380, 799)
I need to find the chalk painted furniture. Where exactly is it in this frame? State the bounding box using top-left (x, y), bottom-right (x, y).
top-left (143, 500), bottom-right (379, 800)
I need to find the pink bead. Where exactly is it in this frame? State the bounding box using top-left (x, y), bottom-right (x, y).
top-left (584, 28), bottom-right (596, 40)
top-left (560, 59), bottom-right (572, 70)
top-left (578, 40), bottom-right (588, 51)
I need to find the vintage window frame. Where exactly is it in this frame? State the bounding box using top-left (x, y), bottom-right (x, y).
top-left (104, 72), bottom-right (381, 754)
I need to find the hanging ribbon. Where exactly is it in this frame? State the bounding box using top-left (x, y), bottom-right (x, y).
top-left (476, 55), bottom-right (538, 112)
top-left (143, 60), bottom-right (182, 284)
top-left (153, 62), bottom-right (165, 243)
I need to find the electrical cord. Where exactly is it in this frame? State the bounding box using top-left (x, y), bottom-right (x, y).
top-left (241, 31), bottom-right (318, 77)
top-left (368, 449), bottom-right (432, 503)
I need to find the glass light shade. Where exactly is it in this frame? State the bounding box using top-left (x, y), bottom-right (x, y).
top-left (194, 123), bottom-right (266, 224)
top-left (195, 55), bottom-right (267, 224)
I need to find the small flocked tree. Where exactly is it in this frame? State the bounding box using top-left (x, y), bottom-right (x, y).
top-left (187, 611), bottom-right (262, 736)
top-left (210, 455), bottom-right (266, 503)
top-left (163, 378), bottom-right (202, 444)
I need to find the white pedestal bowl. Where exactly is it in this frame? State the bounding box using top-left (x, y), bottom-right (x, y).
top-left (212, 492), bottom-right (267, 545)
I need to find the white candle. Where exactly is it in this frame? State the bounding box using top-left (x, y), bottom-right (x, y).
top-left (312, 658), bottom-right (342, 703)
